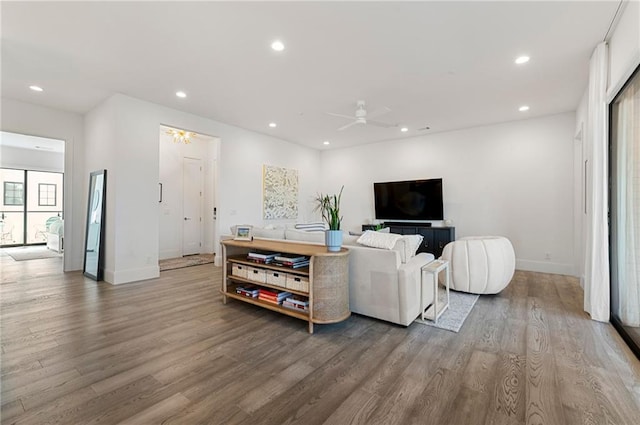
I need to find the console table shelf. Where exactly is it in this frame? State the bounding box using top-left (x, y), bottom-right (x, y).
top-left (221, 238), bottom-right (350, 333)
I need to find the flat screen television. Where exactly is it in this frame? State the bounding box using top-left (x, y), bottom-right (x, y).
top-left (374, 178), bottom-right (444, 220)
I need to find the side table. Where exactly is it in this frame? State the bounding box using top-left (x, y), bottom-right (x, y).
top-left (421, 259), bottom-right (450, 323)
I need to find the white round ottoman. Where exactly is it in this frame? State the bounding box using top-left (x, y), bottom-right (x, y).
top-left (440, 236), bottom-right (515, 294)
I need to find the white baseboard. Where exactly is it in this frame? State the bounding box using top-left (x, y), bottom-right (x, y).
top-left (516, 259), bottom-right (575, 276)
top-left (105, 265), bottom-right (160, 285)
top-left (159, 249), bottom-right (182, 260)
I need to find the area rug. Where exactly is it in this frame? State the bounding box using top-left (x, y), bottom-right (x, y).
top-left (414, 289), bottom-right (479, 333)
top-left (159, 254), bottom-right (215, 271)
top-left (3, 247), bottom-right (62, 261)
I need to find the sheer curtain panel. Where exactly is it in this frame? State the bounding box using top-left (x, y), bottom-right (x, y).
top-left (613, 70), bottom-right (640, 327)
top-left (584, 42), bottom-right (610, 322)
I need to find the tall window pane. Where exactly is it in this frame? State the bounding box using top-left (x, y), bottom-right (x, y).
top-left (610, 65), bottom-right (640, 356)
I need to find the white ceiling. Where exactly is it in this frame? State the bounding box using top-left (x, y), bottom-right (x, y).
top-left (0, 1), bottom-right (620, 150)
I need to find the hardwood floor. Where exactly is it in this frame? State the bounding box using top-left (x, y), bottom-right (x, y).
top-left (1, 257), bottom-right (639, 424)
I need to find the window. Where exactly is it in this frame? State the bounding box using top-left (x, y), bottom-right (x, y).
top-left (38, 183), bottom-right (57, 206)
top-left (4, 182), bottom-right (23, 206)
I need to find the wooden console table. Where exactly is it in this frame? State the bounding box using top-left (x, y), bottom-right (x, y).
top-left (221, 238), bottom-right (350, 333)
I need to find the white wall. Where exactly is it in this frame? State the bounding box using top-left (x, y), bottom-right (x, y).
top-left (158, 128), bottom-right (218, 260)
top-left (84, 94), bottom-right (321, 284)
top-left (84, 97), bottom-right (118, 281)
top-left (0, 146), bottom-right (64, 173)
top-left (320, 112), bottom-right (576, 275)
top-left (0, 97), bottom-right (84, 271)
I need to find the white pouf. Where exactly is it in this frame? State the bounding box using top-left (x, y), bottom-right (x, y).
top-left (440, 236), bottom-right (515, 294)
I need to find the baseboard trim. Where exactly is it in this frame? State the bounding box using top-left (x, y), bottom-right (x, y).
top-left (105, 265), bottom-right (160, 285)
top-left (516, 259), bottom-right (575, 276)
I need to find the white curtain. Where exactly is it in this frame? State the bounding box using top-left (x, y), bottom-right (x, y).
top-left (584, 42), bottom-right (610, 322)
top-left (614, 71), bottom-right (640, 327)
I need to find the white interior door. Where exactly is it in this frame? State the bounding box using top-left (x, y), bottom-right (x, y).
top-left (183, 158), bottom-right (202, 256)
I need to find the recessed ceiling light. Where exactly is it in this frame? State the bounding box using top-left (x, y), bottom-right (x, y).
top-left (269, 122), bottom-right (277, 128)
top-left (515, 56), bottom-right (530, 65)
top-left (519, 105), bottom-right (530, 112)
top-left (271, 40), bottom-right (285, 51)
top-left (29, 85), bottom-right (43, 92)
top-left (323, 141), bottom-right (330, 145)
top-left (176, 91), bottom-right (187, 98)
top-left (400, 127), bottom-right (409, 133)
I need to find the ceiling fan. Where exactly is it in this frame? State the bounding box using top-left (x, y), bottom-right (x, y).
top-left (327, 100), bottom-right (398, 131)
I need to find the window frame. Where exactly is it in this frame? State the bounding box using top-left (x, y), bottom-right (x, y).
top-left (38, 183), bottom-right (57, 207)
top-left (3, 181), bottom-right (24, 206)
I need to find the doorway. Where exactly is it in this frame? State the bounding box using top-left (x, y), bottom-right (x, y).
top-left (158, 125), bottom-right (218, 262)
top-left (609, 64), bottom-right (640, 358)
top-left (0, 132), bottom-right (65, 253)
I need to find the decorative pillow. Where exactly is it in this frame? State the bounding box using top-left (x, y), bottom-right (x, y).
top-left (376, 227), bottom-right (391, 233)
top-left (401, 234), bottom-right (423, 260)
top-left (357, 230), bottom-right (403, 250)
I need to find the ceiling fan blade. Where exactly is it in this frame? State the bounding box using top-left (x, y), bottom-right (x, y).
top-left (367, 106), bottom-right (391, 119)
top-left (337, 121), bottom-right (359, 131)
top-left (367, 119), bottom-right (398, 128)
top-left (326, 112), bottom-right (356, 120)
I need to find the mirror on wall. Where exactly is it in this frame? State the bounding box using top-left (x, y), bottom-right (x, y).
top-left (83, 169), bottom-right (106, 281)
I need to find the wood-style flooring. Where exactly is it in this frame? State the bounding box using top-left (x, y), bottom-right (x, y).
top-left (1, 255), bottom-right (640, 424)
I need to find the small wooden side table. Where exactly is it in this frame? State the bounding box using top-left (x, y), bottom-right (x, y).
top-left (421, 259), bottom-right (450, 323)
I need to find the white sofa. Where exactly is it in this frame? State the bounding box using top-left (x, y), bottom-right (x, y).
top-left (230, 225), bottom-right (435, 326)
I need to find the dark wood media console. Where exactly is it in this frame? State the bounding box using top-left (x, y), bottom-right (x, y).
top-left (362, 223), bottom-right (455, 258)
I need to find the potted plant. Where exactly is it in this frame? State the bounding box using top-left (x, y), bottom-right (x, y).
top-left (314, 186), bottom-right (344, 252)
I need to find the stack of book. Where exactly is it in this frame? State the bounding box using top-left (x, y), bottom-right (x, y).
top-left (273, 253), bottom-right (310, 269)
top-left (282, 295), bottom-right (310, 312)
top-left (247, 251), bottom-right (280, 264)
top-left (258, 288), bottom-right (292, 305)
top-left (236, 285), bottom-right (259, 298)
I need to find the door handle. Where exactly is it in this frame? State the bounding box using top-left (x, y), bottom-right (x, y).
top-left (184, 217), bottom-right (191, 221)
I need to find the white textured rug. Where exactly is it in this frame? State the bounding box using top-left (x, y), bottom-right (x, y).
top-left (3, 246), bottom-right (62, 261)
top-left (414, 289), bottom-right (479, 332)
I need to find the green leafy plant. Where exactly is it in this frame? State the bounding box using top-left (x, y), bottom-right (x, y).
top-left (314, 186), bottom-right (344, 230)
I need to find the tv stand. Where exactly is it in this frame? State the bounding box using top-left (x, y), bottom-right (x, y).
top-left (361, 223), bottom-right (455, 257)
top-left (383, 221), bottom-right (432, 227)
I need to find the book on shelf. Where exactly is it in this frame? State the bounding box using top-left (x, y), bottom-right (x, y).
top-left (236, 285), bottom-right (260, 298)
top-left (247, 251), bottom-right (280, 260)
top-left (259, 295), bottom-right (292, 305)
top-left (282, 300), bottom-right (309, 312)
top-left (284, 295), bottom-right (309, 307)
top-left (247, 257), bottom-right (274, 264)
top-left (273, 260), bottom-right (310, 268)
top-left (274, 254), bottom-right (308, 263)
top-left (258, 288), bottom-right (291, 296)
top-left (258, 289), bottom-right (292, 305)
